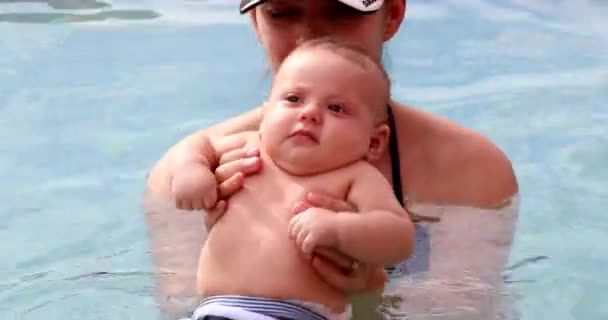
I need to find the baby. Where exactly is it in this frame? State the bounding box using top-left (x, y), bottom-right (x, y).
top-left (170, 38), bottom-right (414, 320)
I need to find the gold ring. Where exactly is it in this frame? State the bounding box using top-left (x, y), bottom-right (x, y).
top-left (349, 260), bottom-right (361, 274)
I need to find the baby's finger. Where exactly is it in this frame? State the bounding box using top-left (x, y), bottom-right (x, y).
top-left (296, 228), bottom-right (308, 248)
top-left (177, 200), bottom-right (192, 211)
top-left (184, 201), bottom-right (194, 211)
top-left (288, 216), bottom-right (301, 238)
top-left (287, 216), bottom-right (296, 237)
top-left (192, 199), bottom-right (204, 211)
top-left (302, 234), bottom-right (316, 257)
top-left (202, 193), bottom-right (218, 210)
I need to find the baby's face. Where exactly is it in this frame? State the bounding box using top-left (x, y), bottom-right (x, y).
top-left (260, 48), bottom-right (387, 175)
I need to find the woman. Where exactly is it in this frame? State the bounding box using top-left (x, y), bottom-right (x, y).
top-left (145, 0), bottom-right (519, 319)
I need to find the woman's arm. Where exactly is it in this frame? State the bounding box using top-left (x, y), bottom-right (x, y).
top-left (143, 108), bottom-right (262, 318)
top-left (384, 200), bottom-right (520, 320)
top-left (300, 192), bottom-right (519, 320)
top-left (142, 191), bottom-right (205, 319)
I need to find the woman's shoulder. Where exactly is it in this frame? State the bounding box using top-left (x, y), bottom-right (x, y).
top-left (392, 102), bottom-right (518, 209)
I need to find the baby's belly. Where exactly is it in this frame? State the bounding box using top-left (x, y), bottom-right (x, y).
top-left (196, 201), bottom-right (346, 312)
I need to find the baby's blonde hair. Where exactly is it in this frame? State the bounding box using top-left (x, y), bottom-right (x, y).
top-left (279, 37), bottom-right (391, 123)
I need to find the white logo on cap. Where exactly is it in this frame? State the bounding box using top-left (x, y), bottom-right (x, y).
top-left (362, 0), bottom-right (377, 7)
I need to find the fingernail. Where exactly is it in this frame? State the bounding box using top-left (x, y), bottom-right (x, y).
top-left (307, 192), bottom-right (321, 202)
top-left (292, 201), bottom-right (303, 213)
top-left (246, 148), bottom-right (260, 156)
top-left (292, 201), bottom-right (310, 214)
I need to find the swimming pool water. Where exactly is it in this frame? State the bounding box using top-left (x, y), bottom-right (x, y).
top-left (1, 0), bottom-right (607, 319)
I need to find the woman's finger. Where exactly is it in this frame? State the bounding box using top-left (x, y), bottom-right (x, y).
top-left (291, 201), bottom-right (312, 215)
top-left (311, 256), bottom-right (367, 293)
top-left (306, 192), bottom-right (356, 212)
top-left (216, 172), bottom-right (245, 200)
top-left (215, 157), bottom-right (261, 184)
top-left (213, 199), bottom-right (228, 216)
top-left (204, 200), bottom-right (228, 230)
top-left (218, 147), bottom-right (260, 166)
top-left (314, 247), bottom-right (355, 270)
top-left (367, 267), bottom-right (389, 291)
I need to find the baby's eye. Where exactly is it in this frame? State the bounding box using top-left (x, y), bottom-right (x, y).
top-left (285, 94), bottom-right (300, 103)
top-left (328, 104), bottom-right (344, 113)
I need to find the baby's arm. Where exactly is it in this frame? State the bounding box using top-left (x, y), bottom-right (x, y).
top-left (170, 131), bottom-right (253, 210)
top-left (334, 164), bottom-right (415, 266)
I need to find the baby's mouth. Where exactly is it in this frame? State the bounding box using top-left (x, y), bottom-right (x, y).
top-left (289, 129), bottom-right (318, 143)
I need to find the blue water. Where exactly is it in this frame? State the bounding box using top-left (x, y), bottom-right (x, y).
top-left (1, 0), bottom-right (607, 319)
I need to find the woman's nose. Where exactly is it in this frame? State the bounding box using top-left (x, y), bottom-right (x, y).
top-left (296, 21), bottom-right (329, 44)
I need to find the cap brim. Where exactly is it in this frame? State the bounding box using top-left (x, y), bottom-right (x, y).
top-left (239, 0), bottom-right (383, 14)
top-left (239, 0), bottom-right (264, 14)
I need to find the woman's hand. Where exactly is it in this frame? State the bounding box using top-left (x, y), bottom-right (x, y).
top-left (214, 147), bottom-right (262, 200)
top-left (203, 146), bottom-right (262, 229)
top-left (292, 192), bottom-right (387, 293)
top-left (312, 247), bottom-right (388, 293)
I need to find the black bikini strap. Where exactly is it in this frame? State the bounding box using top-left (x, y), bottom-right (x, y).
top-left (387, 105), bottom-right (405, 206)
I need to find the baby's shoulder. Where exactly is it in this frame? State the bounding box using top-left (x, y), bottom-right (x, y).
top-left (348, 159), bottom-right (380, 174)
top-left (332, 160), bottom-right (379, 182)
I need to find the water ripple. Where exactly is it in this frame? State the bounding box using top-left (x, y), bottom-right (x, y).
top-left (0, 0), bottom-right (160, 24)
top-left (0, 9), bottom-right (160, 23)
top-left (0, 0), bottom-right (110, 10)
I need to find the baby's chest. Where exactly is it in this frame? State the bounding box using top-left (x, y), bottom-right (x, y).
top-left (247, 170), bottom-right (352, 206)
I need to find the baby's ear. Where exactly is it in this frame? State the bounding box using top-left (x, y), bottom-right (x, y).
top-left (367, 124), bottom-right (390, 161)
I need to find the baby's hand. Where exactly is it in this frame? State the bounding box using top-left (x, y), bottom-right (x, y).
top-left (171, 162), bottom-right (217, 211)
top-left (288, 207), bottom-right (339, 258)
